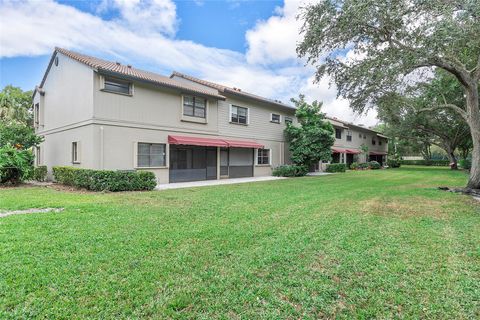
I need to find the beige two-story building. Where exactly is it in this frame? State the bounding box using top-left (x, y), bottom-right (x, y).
top-left (33, 48), bottom-right (297, 184)
top-left (33, 48), bottom-right (388, 183)
top-left (321, 117), bottom-right (389, 170)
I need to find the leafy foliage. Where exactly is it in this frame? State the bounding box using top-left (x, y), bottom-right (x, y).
top-left (272, 165), bottom-right (308, 177)
top-left (325, 163), bottom-right (346, 173)
top-left (0, 85), bottom-right (33, 126)
top-left (33, 165), bottom-right (48, 182)
top-left (0, 122), bottom-right (43, 149)
top-left (387, 159), bottom-right (401, 168)
top-left (377, 71), bottom-right (471, 169)
top-left (52, 166), bottom-right (157, 192)
top-left (0, 144), bottom-right (34, 184)
top-left (285, 95), bottom-right (335, 168)
top-left (459, 159), bottom-right (471, 170)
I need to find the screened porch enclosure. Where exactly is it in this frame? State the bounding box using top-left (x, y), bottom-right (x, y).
top-left (169, 145), bottom-right (217, 183)
top-left (167, 135), bottom-right (263, 183)
top-left (220, 147), bottom-right (254, 179)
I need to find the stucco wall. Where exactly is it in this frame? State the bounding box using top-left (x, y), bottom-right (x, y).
top-left (93, 75), bottom-right (219, 135)
top-left (37, 125), bottom-right (96, 178)
top-left (38, 52), bottom-right (94, 132)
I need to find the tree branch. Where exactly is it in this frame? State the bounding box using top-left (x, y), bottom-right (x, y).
top-left (418, 104), bottom-right (468, 122)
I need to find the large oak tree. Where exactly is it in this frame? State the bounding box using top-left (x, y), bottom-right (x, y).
top-left (297, 0), bottom-right (480, 189)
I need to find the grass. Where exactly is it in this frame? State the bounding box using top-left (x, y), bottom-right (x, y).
top-left (0, 166), bottom-right (479, 319)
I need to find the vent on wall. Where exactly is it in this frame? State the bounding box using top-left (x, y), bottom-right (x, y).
top-left (54, 56), bottom-right (59, 66)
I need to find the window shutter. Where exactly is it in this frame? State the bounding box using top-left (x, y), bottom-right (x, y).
top-left (247, 107), bottom-right (250, 124)
top-left (229, 104), bottom-right (232, 122)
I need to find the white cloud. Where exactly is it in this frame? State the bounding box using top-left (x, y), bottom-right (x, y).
top-left (0, 0), bottom-right (379, 126)
top-left (245, 0), bottom-right (306, 65)
top-left (109, 0), bottom-right (178, 36)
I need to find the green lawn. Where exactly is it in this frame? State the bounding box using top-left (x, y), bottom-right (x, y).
top-left (0, 167), bottom-right (479, 319)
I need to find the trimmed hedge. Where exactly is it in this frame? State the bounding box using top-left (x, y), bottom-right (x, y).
top-left (33, 165), bottom-right (48, 181)
top-left (400, 159), bottom-right (450, 166)
top-left (272, 165), bottom-right (308, 177)
top-left (53, 166), bottom-right (157, 192)
top-left (326, 163), bottom-right (346, 173)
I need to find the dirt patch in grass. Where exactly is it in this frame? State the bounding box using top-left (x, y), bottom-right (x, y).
top-left (359, 196), bottom-right (452, 219)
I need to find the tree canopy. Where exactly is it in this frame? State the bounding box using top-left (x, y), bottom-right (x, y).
top-left (285, 95), bottom-right (335, 169)
top-left (0, 85), bottom-right (33, 126)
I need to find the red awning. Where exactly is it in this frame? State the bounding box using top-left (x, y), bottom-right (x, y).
top-left (168, 135), bottom-right (228, 147)
top-left (332, 147), bottom-right (347, 153)
top-left (168, 135), bottom-right (263, 148)
top-left (370, 151), bottom-right (387, 156)
top-left (224, 139), bottom-right (264, 148)
top-left (346, 149), bottom-right (361, 154)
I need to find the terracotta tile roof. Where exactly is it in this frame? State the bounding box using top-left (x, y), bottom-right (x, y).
top-left (37, 48), bottom-right (226, 100)
top-left (170, 71), bottom-right (296, 110)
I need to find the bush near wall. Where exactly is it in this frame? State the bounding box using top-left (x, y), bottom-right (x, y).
top-left (52, 166), bottom-right (157, 192)
top-left (400, 159), bottom-right (450, 166)
top-left (33, 165), bottom-right (48, 182)
top-left (326, 163), bottom-right (346, 173)
top-left (387, 159), bottom-right (401, 168)
top-left (272, 165), bottom-right (308, 177)
top-left (369, 161), bottom-right (381, 170)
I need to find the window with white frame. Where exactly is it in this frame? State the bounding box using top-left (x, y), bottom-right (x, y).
top-left (72, 142), bottom-right (79, 163)
top-left (285, 116), bottom-right (293, 124)
top-left (137, 143), bottom-right (166, 167)
top-left (271, 113), bottom-right (281, 123)
top-left (183, 95), bottom-right (206, 118)
top-left (257, 149), bottom-right (270, 165)
top-left (103, 77), bottom-right (132, 95)
top-left (231, 105), bottom-right (248, 124)
top-left (346, 130), bottom-right (352, 141)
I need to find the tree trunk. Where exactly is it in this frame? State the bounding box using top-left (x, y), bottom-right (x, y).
top-left (466, 83), bottom-right (480, 189)
top-left (446, 150), bottom-right (458, 170)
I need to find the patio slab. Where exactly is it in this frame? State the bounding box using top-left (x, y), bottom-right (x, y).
top-left (156, 176), bottom-right (286, 190)
top-left (307, 172), bottom-right (333, 176)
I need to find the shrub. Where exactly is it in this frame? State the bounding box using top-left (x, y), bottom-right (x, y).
top-left (357, 162), bottom-right (370, 170)
top-left (369, 161), bottom-right (381, 170)
top-left (0, 144), bottom-right (34, 184)
top-left (52, 166), bottom-right (79, 186)
top-left (326, 163), bottom-right (346, 173)
top-left (33, 165), bottom-right (48, 181)
top-left (53, 166), bottom-right (157, 191)
top-left (272, 165), bottom-right (308, 177)
top-left (400, 159), bottom-right (449, 166)
top-left (459, 159), bottom-right (471, 170)
top-left (387, 159), bottom-right (401, 168)
top-left (349, 162), bottom-right (359, 170)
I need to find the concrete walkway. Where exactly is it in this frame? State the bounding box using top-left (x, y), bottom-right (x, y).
top-left (306, 172), bottom-right (333, 176)
top-left (156, 176), bottom-right (286, 190)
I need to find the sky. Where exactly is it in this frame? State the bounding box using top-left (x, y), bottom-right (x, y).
top-left (0, 0), bottom-right (378, 126)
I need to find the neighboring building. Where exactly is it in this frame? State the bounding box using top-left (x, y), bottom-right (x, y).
top-left (33, 48), bottom-right (297, 184)
top-left (312, 117), bottom-right (388, 171)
